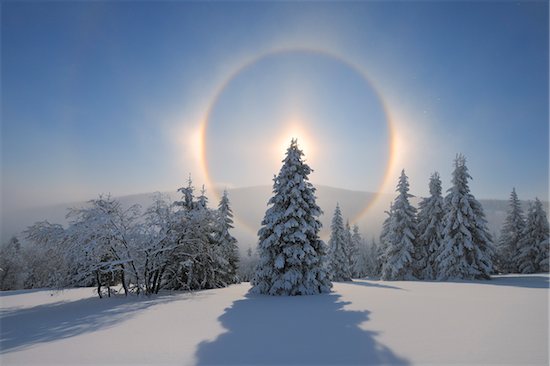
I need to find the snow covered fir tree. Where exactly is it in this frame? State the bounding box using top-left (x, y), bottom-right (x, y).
top-left (328, 204), bottom-right (352, 282)
top-left (496, 188), bottom-right (525, 273)
top-left (515, 198), bottom-right (549, 273)
top-left (435, 155), bottom-right (494, 280)
top-left (381, 170), bottom-right (418, 280)
top-left (416, 172), bottom-right (445, 280)
top-left (216, 190), bottom-right (240, 284)
top-left (350, 224), bottom-right (363, 277)
top-left (251, 139), bottom-right (332, 295)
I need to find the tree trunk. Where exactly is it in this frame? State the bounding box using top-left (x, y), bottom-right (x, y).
top-left (120, 268), bottom-right (128, 296)
top-left (95, 271), bottom-right (103, 299)
top-left (154, 266), bottom-right (166, 294)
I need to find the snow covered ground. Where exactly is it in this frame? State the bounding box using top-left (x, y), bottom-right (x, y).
top-left (1, 274), bottom-right (548, 365)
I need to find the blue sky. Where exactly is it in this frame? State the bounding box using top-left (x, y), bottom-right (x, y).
top-left (2, 1), bottom-right (548, 210)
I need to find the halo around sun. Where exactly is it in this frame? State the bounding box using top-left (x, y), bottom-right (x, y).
top-left (194, 47), bottom-right (400, 234)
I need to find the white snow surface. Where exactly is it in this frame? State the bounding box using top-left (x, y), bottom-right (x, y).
top-left (1, 274), bottom-right (548, 365)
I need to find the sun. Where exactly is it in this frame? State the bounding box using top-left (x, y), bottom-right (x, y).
top-left (275, 121), bottom-right (315, 162)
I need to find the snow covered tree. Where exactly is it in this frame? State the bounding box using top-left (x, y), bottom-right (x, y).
top-left (238, 246), bottom-right (258, 282)
top-left (378, 203), bottom-right (393, 274)
top-left (140, 193), bottom-right (178, 295)
top-left (23, 221), bottom-right (69, 289)
top-left (328, 204), bottom-right (352, 282)
top-left (436, 154), bottom-right (494, 280)
top-left (496, 188), bottom-right (525, 273)
top-left (0, 237), bottom-right (24, 290)
top-left (64, 196), bottom-right (143, 296)
top-left (216, 189), bottom-right (240, 284)
top-left (167, 183), bottom-right (229, 291)
top-left (416, 172), bottom-right (445, 280)
top-left (382, 170), bottom-right (418, 280)
top-left (197, 185), bottom-right (209, 210)
top-left (251, 139), bottom-right (332, 295)
top-left (515, 198), bottom-right (549, 273)
top-left (363, 239), bottom-right (380, 278)
top-left (175, 174), bottom-right (195, 211)
top-left (350, 224), bottom-right (363, 277)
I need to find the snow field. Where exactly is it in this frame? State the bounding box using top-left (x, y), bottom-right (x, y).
top-left (1, 274), bottom-right (548, 365)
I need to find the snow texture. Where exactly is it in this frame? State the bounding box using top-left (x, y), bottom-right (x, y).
top-left (1, 275), bottom-right (548, 365)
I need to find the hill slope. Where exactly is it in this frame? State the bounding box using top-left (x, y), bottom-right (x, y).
top-left (2, 186), bottom-right (548, 250)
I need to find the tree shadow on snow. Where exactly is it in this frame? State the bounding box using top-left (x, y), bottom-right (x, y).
top-left (484, 275), bottom-right (549, 289)
top-left (419, 275), bottom-right (549, 289)
top-left (0, 292), bottom-right (191, 353)
top-left (345, 280), bottom-right (406, 291)
top-left (195, 293), bottom-right (409, 365)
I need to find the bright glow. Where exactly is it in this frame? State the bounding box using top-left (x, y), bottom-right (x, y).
top-left (275, 120), bottom-right (316, 162)
top-left (197, 47), bottom-right (396, 232)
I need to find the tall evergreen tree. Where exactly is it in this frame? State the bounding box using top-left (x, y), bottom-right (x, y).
top-left (417, 172), bottom-right (445, 279)
top-left (251, 139), bottom-right (332, 295)
top-left (515, 198), bottom-right (549, 273)
top-left (436, 154), bottom-right (494, 280)
top-left (328, 204), bottom-right (352, 282)
top-left (216, 190), bottom-right (240, 284)
top-left (496, 188), bottom-right (525, 273)
top-left (382, 170), bottom-right (418, 280)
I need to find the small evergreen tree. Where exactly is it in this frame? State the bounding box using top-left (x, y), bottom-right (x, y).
top-left (216, 190), bottom-right (240, 284)
top-left (417, 172), bottom-right (445, 280)
top-left (197, 185), bottom-right (209, 210)
top-left (328, 204), bottom-right (352, 282)
top-left (175, 174), bottom-right (195, 211)
top-left (515, 198), bottom-right (549, 273)
top-left (436, 154), bottom-right (494, 280)
top-left (382, 170), bottom-right (418, 280)
top-left (378, 203), bottom-right (393, 275)
top-left (496, 188), bottom-right (525, 273)
top-left (364, 239), bottom-right (380, 278)
top-left (350, 224), bottom-right (362, 277)
top-left (251, 139), bottom-right (332, 295)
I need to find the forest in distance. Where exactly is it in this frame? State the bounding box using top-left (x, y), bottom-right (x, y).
top-left (0, 140), bottom-right (548, 296)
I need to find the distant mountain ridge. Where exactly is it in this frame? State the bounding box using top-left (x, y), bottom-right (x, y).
top-left (2, 185), bottom-right (548, 251)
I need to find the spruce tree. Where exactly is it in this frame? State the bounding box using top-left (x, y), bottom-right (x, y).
top-left (496, 188), bottom-right (525, 273)
top-left (217, 190), bottom-right (240, 284)
top-left (328, 204), bottom-right (352, 282)
top-left (417, 172), bottom-right (445, 280)
top-left (378, 203), bottom-right (393, 274)
top-left (251, 139), bottom-right (332, 295)
top-left (382, 170), bottom-right (418, 280)
top-left (350, 224), bottom-right (362, 277)
top-left (364, 239), bottom-right (380, 278)
top-left (175, 174), bottom-right (195, 210)
top-left (515, 198), bottom-right (549, 273)
top-left (436, 154), bottom-right (494, 280)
